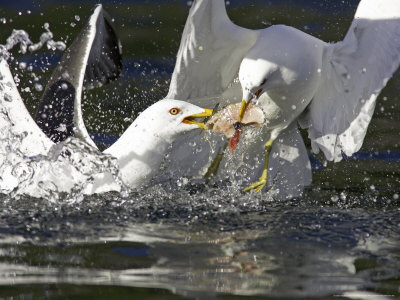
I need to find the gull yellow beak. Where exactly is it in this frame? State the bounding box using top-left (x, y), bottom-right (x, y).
top-left (239, 88), bottom-right (263, 122)
top-left (182, 108), bottom-right (213, 129)
top-left (238, 99), bottom-right (248, 123)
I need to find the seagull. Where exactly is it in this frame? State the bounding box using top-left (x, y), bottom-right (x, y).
top-left (166, 0), bottom-right (400, 194)
top-left (0, 5), bottom-right (212, 196)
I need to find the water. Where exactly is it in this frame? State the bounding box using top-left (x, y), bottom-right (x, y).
top-left (0, 1), bottom-right (399, 299)
top-left (0, 189), bottom-right (398, 299)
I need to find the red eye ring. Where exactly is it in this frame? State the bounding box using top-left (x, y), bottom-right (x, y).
top-left (169, 108), bottom-right (180, 115)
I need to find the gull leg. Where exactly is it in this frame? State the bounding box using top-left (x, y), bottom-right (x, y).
top-left (204, 142), bottom-right (228, 183)
top-left (244, 138), bottom-right (274, 192)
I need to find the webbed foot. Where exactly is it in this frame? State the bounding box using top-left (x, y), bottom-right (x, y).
top-left (244, 169), bottom-right (267, 192)
top-left (243, 138), bottom-right (274, 193)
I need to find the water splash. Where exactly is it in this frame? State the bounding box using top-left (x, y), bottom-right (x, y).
top-left (0, 128), bottom-right (129, 203)
top-left (1, 24), bottom-right (66, 57)
top-left (28, 23), bottom-right (66, 52)
top-left (0, 29), bottom-right (127, 203)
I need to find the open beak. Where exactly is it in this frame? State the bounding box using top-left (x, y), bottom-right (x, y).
top-left (182, 108), bottom-right (213, 129)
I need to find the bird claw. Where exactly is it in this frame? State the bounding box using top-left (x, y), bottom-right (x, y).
top-left (244, 175), bottom-right (267, 193)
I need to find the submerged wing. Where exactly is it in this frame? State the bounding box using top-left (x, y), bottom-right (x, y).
top-left (167, 0), bottom-right (259, 100)
top-left (302, 0), bottom-right (400, 161)
top-left (35, 4), bottom-right (122, 146)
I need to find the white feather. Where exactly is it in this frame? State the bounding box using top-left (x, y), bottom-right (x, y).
top-left (0, 59), bottom-right (53, 156)
top-left (73, 4), bottom-right (103, 148)
top-left (303, 0), bottom-right (400, 161)
top-left (167, 0), bottom-right (258, 100)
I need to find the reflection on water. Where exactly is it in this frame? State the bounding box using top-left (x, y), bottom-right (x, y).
top-left (0, 188), bottom-right (398, 299)
top-left (0, 0), bottom-right (399, 299)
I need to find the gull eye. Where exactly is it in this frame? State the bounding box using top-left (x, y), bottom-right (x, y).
top-left (169, 108), bottom-right (180, 115)
top-left (261, 78), bottom-right (267, 86)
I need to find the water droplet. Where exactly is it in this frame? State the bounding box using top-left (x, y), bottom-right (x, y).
top-left (34, 83), bottom-right (43, 92)
top-left (56, 123), bottom-right (67, 132)
top-left (393, 193), bottom-right (399, 200)
top-left (18, 62), bottom-right (27, 70)
top-left (291, 105), bottom-right (296, 110)
top-left (4, 94), bottom-right (12, 102)
top-left (61, 83), bottom-right (68, 90)
top-left (61, 72), bottom-right (70, 80)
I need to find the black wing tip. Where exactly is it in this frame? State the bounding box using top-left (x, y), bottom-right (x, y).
top-left (35, 80), bottom-right (76, 143)
top-left (83, 5), bottom-right (123, 89)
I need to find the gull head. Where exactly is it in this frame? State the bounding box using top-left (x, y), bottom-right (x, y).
top-left (136, 99), bottom-right (213, 142)
top-left (237, 57), bottom-right (279, 122)
top-left (239, 57), bottom-right (279, 103)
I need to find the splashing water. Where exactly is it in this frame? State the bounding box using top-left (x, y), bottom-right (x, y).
top-left (0, 28), bottom-right (129, 204)
top-left (1, 23), bottom-right (66, 58)
top-left (0, 117), bottom-right (128, 203)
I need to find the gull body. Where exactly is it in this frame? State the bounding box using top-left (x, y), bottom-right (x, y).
top-left (0, 6), bottom-right (211, 197)
top-left (98, 99), bottom-right (211, 191)
top-left (239, 25), bottom-right (325, 139)
top-left (0, 58), bottom-right (210, 196)
top-left (166, 0), bottom-right (400, 197)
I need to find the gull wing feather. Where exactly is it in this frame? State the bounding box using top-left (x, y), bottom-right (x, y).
top-left (267, 122), bottom-right (312, 200)
top-left (302, 0), bottom-right (400, 161)
top-left (167, 0), bottom-right (259, 100)
top-left (0, 59), bottom-right (53, 156)
top-left (35, 4), bottom-right (122, 146)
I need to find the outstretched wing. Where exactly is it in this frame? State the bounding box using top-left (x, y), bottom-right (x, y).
top-left (167, 0), bottom-right (259, 100)
top-left (35, 4), bottom-right (122, 146)
top-left (0, 59), bottom-right (53, 156)
top-left (302, 0), bottom-right (400, 162)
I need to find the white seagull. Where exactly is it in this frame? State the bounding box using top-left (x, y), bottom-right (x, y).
top-left (166, 0), bottom-right (400, 195)
top-left (0, 5), bottom-right (212, 196)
